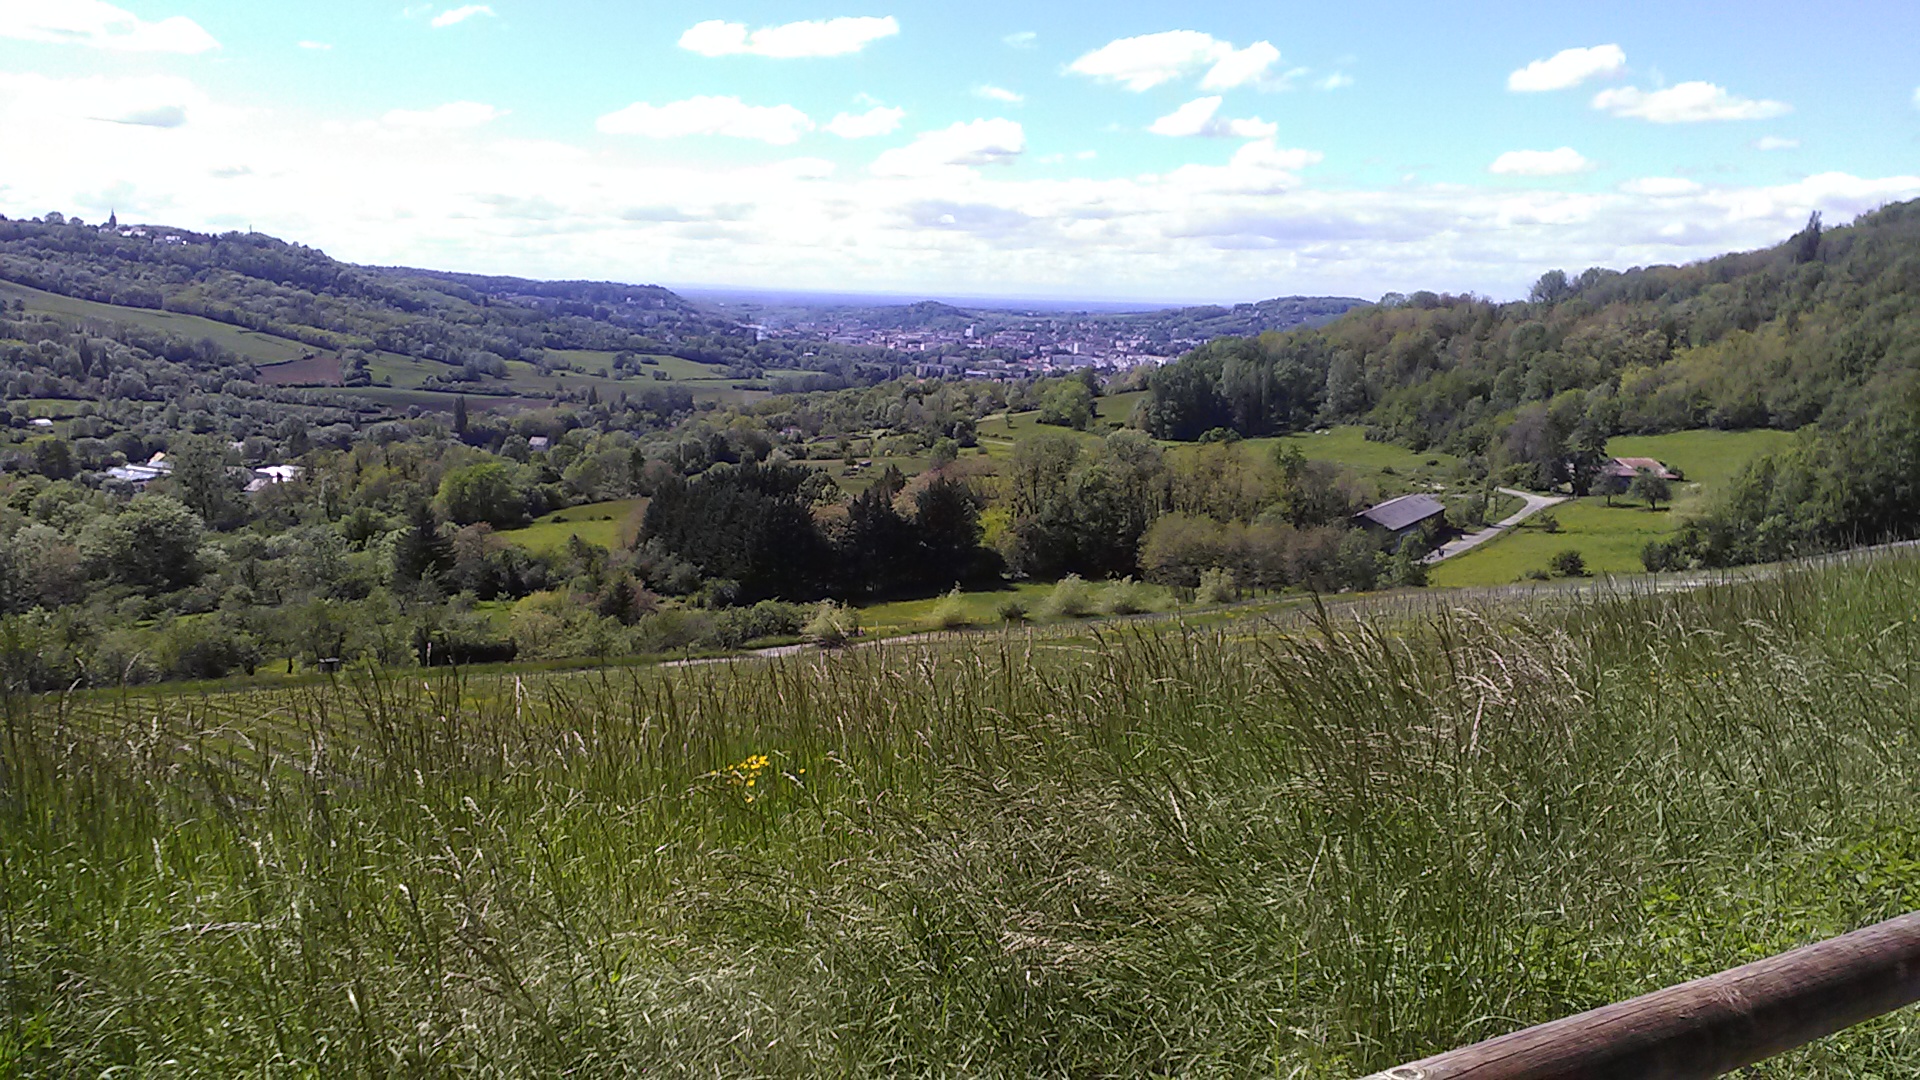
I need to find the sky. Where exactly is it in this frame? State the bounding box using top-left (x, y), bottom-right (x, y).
top-left (1, 0), bottom-right (1918, 304)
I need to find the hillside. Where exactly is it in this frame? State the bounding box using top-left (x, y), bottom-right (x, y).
top-left (1142, 201), bottom-right (1920, 460)
top-left (0, 216), bottom-right (747, 376)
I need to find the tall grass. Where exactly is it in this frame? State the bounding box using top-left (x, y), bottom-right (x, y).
top-left (5, 555), bottom-right (1920, 1075)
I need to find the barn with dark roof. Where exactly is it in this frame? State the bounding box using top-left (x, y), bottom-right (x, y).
top-left (1353, 493), bottom-right (1447, 538)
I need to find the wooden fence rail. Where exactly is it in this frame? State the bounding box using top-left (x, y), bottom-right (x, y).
top-left (1362, 911), bottom-right (1920, 1079)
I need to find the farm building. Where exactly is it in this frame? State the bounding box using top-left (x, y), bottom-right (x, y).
top-left (1354, 493), bottom-right (1448, 538)
top-left (1603, 456), bottom-right (1678, 481)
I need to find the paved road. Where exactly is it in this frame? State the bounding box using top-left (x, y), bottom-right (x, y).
top-left (1423, 487), bottom-right (1567, 564)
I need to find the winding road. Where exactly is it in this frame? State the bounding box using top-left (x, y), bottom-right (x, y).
top-left (1422, 486), bottom-right (1567, 565)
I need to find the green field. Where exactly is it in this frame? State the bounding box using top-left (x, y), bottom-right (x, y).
top-left (9, 554), bottom-right (1920, 1073)
top-left (1432, 428), bottom-right (1800, 586)
top-left (500, 497), bottom-right (646, 553)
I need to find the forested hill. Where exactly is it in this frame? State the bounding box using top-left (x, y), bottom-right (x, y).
top-left (1141, 199), bottom-right (1920, 468)
top-left (0, 216), bottom-right (748, 367)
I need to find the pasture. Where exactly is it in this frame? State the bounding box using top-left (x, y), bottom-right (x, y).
top-left (500, 497), bottom-right (647, 554)
top-left (7, 553), bottom-right (1920, 1074)
top-left (1432, 427), bottom-right (1800, 586)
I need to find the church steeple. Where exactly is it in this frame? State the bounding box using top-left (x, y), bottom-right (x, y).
top-left (106, 209), bottom-right (118, 230)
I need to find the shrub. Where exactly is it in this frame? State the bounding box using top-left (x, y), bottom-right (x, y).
top-left (1042, 574), bottom-right (1095, 619)
top-left (1197, 567), bottom-right (1239, 605)
top-left (930, 586), bottom-right (974, 630)
top-left (1536, 512), bottom-right (1562, 534)
top-left (1549, 549), bottom-right (1588, 577)
top-left (1101, 576), bottom-right (1152, 616)
top-left (996, 596), bottom-right (1029, 623)
top-left (803, 601), bottom-right (860, 647)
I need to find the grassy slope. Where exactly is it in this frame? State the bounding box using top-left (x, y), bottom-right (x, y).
top-left (500, 497), bottom-right (646, 553)
top-left (1433, 428), bottom-right (1798, 586)
top-left (10, 555), bottom-right (1920, 1074)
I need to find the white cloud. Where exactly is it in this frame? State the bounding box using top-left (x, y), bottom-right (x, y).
top-left (598, 96), bottom-right (815, 144)
top-left (1070, 30), bottom-right (1279, 92)
top-left (1317, 72), bottom-right (1354, 91)
top-left (1199, 40), bottom-right (1280, 91)
top-left (1912, 87), bottom-right (1920, 109)
top-left (1148, 96), bottom-right (1276, 139)
top-left (0, 71), bottom-right (205, 128)
top-left (383, 101), bottom-right (502, 130)
top-left (679, 16), bottom-right (898, 58)
top-left (1489, 148), bottom-right (1594, 176)
top-left (1593, 82), bottom-right (1791, 122)
top-left (1753, 135), bottom-right (1799, 151)
top-left (975, 85), bottom-right (1023, 104)
top-left (826, 105), bottom-right (904, 138)
top-left (1619, 177), bottom-right (1703, 197)
top-left (872, 118), bottom-right (1024, 176)
top-left (429, 4), bottom-right (494, 28)
top-left (0, 0), bottom-right (218, 52)
top-left (298, 40), bottom-right (331, 50)
top-left (1003, 30), bottom-right (1035, 48)
top-left (1507, 45), bottom-right (1626, 92)
top-left (12, 67), bottom-right (1920, 311)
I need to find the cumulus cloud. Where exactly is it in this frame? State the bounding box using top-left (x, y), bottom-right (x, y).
top-left (1489, 148), bottom-right (1595, 177)
top-left (872, 118), bottom-right (1023, 176)
top-left (1069, 30), bottom-right (1279, 92)
top-left (975, 85), bottom-right (1023, 104)
top-left (825, 105), bottom-right (904, 138)
top-left (598, 96), bottom-right (815, 144)
top-left (1148, 97), bottom-right (1276, 139)
top-left (429, 4), bottom-right (494, 28)
top-left (383, 101), bottom-right (503, 130)
top-left (1003, 30), bottom-right (1035, 48)
top-left (1619, 177), bottom-right (1704, 197)
top-left (1317, 72), bottom-right (1354, 91)
top-left (1507, 45), bottom-right (1626, 92)
top-left (12, 64), bottom-right (1920, 311)
top-left (1199, 40), bottom-right (1281, 90)
top-left (1593, 82), bottom-right (1791, 122)
top-left (679, 16), bottom-right (898, 58)
top-left (1753, 135), bottom-right (1799, 151)
top-left (0, 0), bottom-right (218, 52)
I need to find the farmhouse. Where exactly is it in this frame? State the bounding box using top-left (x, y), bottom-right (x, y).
top-left (1603, 456), bottom-right (1678, 481)
top-left (1353, 493), bottom-right (1447, 539)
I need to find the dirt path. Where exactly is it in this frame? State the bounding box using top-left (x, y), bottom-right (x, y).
top-left (1423, 487), bottom-right (1567, 564)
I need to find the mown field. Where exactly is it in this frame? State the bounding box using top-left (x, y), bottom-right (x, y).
top-left (7, 553), bottom-right (1920, 1075)
top-left (1432, 428), bottom-right (1799, 586)
top-left (501, 497), bottom-right (647, 554)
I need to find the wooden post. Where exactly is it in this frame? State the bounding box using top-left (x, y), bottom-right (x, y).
top-left (1363, 912), bottom-right (1920, 1080)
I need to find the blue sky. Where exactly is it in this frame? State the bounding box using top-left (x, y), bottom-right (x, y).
top-left (2, 0), bottom-right (1917, 302)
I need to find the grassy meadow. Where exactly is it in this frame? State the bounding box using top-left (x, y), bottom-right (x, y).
top-left (7, 553), bottom-right (1920, 1075)
top-left (1432, 428), bottom-right (1799, 586)
top-left (501, 498), bottom-right (648, 554)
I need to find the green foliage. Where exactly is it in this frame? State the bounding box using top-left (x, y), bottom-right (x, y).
top-left (930, 585), bottom-right (973, 629)
top-left (1041, 574), bottom-right (1095, 619)
top-left (1196, 566), bottom-right (1238, 604)
top-left (802, 599), bottom-right (859, 646)
top-left (1035, 378), bottom-right (1095, 430)
top-left (1549, 549), bottom-right (1589, 577)
top-left (438, 460), bottom-right (525, 528)
top-left (1628, 469), bottom-right (1672, 509)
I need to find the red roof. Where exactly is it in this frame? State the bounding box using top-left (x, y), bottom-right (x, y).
top-left (1603, 457), bottom-right (1675, 480)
